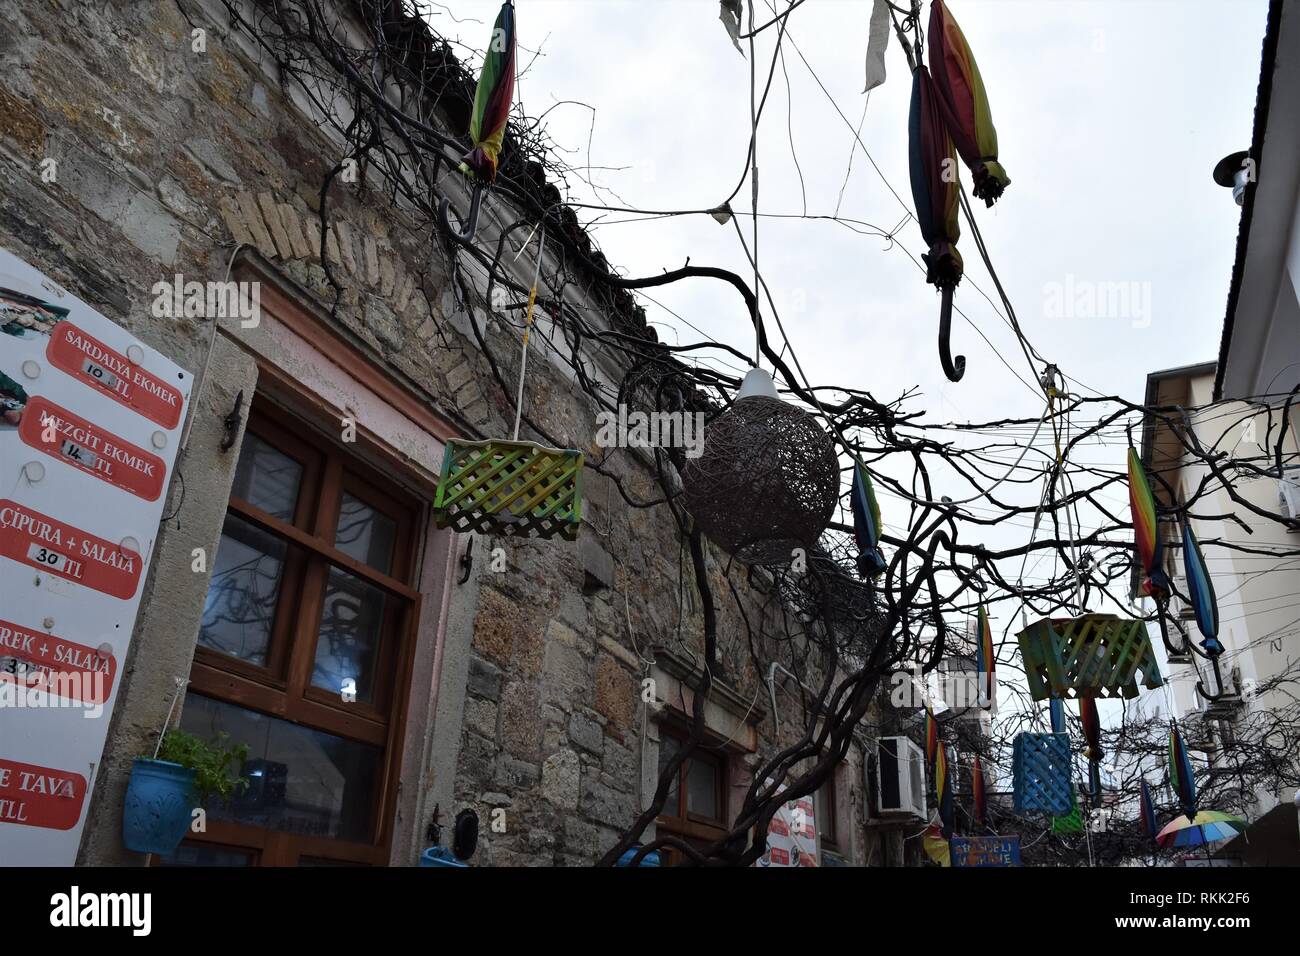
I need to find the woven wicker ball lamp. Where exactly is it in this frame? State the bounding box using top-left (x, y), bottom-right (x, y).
top-left (682, 369), bottom-right (840, 565)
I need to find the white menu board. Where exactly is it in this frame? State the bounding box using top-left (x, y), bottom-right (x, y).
top-left (0, 248), bottom-right (192, 865)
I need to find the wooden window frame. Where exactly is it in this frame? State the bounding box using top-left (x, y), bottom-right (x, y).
top-left (655, 726), bottom-right (728, 849)
top-left (181, 399), bottom-right (425, 866)
top-left (817, 771), bottom-right (839, 851)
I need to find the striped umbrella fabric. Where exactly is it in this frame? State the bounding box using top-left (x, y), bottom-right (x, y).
top-left (1139, 780), bottom-right (1158, 841)
top-left (1181, 516), bottom-right (1222, 653)
top-left (1168, 721), bottom-right (1198, 821)
top-left (850, 458), bottom-right (887, 578)
top-left (971, 755), bottom-right (987, 828)
top-left (927, 0), bottom-right (1010, 206)
top-left (908, 67), bottom-right (963, 292)
top-left (1156, 810), bottom-right (1245, 849)
top-left (936, 745), bottom-right (955, 839)
top-left (460, 1), bottom-right (517, 183)
top-left (1128, 446), bottom-right (1170, 598)
top-left (974, 604), bottom-right (995, 707)
top-left (1079, 697), bottom-right (1102, 762)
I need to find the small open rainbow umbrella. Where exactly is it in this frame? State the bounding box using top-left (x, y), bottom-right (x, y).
top-left (1156, 810), bottom-right (1246, 849)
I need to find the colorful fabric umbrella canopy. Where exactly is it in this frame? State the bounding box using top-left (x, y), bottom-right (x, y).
top-left (927, 0), bottom-right (1010, 206)
top-left (922, 821), bottom-right (952, 866)
top-left (971, 754), bottom-right (986, 828)
top-left (908, 65), bottom-right (966, 382)
top-left (461, 1), bottom-right (517, 184)
top-left (850, 458), bottom-right (887, 577)
top-left (1139, 780), bottom-right (1158, 841)
top-left (925, 705), bottom-right (939, 769)
top-left (908, 67), bottom-right (963, 292)
top-left (1079, 696), bottom-right (1102, 762)
top-left (974, 604), bottom-right (995, 707)
top-left (935, 744), bottom-right (955, 838)
top-left (1168, 721), bottom-right (1198, 821)
top-left (1156, 810), bottom-right (1245, 849)
top-left (1128, 446), bottom-right (1170, 598)
top-left (1181, 516), bottom-right (1222, 653)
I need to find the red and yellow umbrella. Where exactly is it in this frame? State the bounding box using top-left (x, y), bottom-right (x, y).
top-left (927, 0), bottom-right (1010, 206)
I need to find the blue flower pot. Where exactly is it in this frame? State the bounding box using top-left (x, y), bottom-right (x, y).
top-left (420, 846), bottom-right (467, 868)
top-left (122, 758), bottom-right (196, 855)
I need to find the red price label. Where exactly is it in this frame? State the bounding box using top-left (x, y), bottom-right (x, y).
top-left (0, 758), bottom-right (87, 831)
top-left (0, 500), bottom-right (142, 599)
top-left (19, 396), bottom-right (166, 501)
top-left (46, 322), bottom-right (183, 429)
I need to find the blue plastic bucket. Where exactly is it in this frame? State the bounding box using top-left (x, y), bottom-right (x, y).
top-left (616, 846), bottom-right (661, 867)
top-left (122, 758), bottom-right (197, 855)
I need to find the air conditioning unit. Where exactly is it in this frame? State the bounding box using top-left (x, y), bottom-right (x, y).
top-left (1279, 476), bottom-right (1300, 529)
top-left (873, 736), bottom-right (927, 820)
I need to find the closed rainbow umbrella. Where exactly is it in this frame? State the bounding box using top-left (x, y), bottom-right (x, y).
top-left (925, 705), bottom-right (939, 769)
top-left (1128, 446), bottom-right (1170, 598)
top-left (974, 603), bottom-right (995, 707)
top-left (1079, 697), bottom-right (1102, 762)
top-left (935, 744), bottom-right (955, 838)
top-left (927, 0), bottom-right (1010, 206)
top-left (908, 65), bottom-right (966, 382)
top-left (850, 458), bottom-right (887, 577)
top-left (1181, 516), bottom-right (1222, 653)
top-left (1139, 780), bottom-right (1158, 841)
top-left (462, 1), bottom-right (517, 184)
top-left (1168, 721), bottom-right (1197, 821)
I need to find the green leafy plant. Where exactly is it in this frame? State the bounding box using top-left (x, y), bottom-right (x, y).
top-left (155, 729), bottom-right (250, 804)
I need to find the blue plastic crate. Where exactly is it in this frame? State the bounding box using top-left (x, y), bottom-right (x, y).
top-left (1013, 733), bottom-right (1072, 815)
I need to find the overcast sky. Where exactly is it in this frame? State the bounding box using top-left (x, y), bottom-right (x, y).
top-left (428, 0), bottom-right (1270, 728)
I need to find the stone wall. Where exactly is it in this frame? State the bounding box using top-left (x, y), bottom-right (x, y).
top-left (0, 0), bottom-right (882, 866)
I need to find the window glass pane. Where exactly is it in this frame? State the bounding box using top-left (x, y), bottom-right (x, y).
top-left (198, 515), bottom-right (288, 667)
top-left (180, 693), bottom-right (381, 843)
top-left (657, 735), bottom-right (681, 815)
top-left (311, 567), bottom-right (389, 703)
top-left (686, 756), bottom-right (720, 820)
top-left (231, 431), bottom-right (303, 522)
top-left (334, 492), bottom-right (397, 575)
top-left (155, 844), bottom-right (255, 867)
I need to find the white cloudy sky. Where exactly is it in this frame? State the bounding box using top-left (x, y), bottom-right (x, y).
top-left (428, 0), bottom-right (1269, 723)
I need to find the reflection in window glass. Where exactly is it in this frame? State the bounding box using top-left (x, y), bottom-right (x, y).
top-left (657, 735), bottom-right (681, 814)
top-left (334, 492), bottom-right (397, 574)
top-left (686, 756), bottom-right (720, 820)
top-left (231, 432), bottom-right (303, 522)
top-left (311, 567), bottom-right (387, 703)
top-left (180, 693), bottom-right (381, 843)
top-left (198, 515), bottom-right (288, 666)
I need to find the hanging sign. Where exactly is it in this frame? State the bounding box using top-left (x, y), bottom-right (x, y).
top-left (950, 834), bottom-right (1022, 867)
top-left (755, 778), bottom-right (819, 867)
top-left (0, 247), bottom-right (192, 865)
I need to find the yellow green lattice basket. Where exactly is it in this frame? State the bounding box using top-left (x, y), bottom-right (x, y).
top-left (433, 438), bottom-right (583, 541)
top-left (1016, 613), bottom-right (1163, 701)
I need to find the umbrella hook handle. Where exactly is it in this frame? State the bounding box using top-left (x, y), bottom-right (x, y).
top-left (1195, 652), bottom-right (1234, 703)
top-left (938, 287), bottom-right (966, 382)
top-left (439, 180), bottom-right (486, 246)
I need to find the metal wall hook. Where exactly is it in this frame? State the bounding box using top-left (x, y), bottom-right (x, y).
top-left (938, 286), bottom-right (966, 382)
top-left (439, 181), bottom-right (486, 246)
